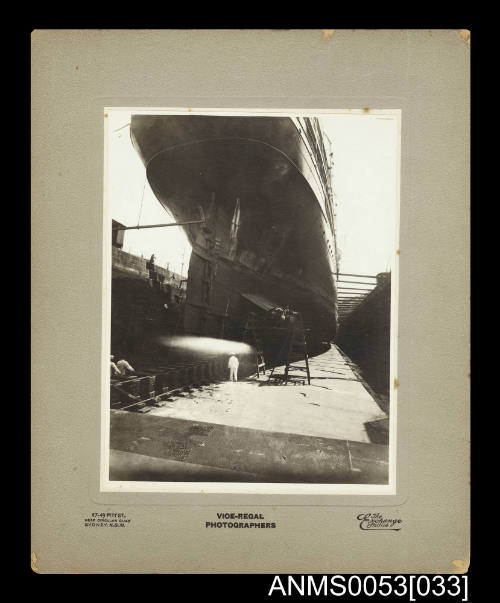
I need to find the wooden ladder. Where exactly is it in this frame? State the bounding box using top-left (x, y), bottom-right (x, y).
top-left (268, 313), bottom-right (311, 385)
top-left (242, 313), bottom-right (266, 377)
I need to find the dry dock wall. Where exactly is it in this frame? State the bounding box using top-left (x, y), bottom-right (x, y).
top-left (111, 247), bottom-right (187, 358)
top-left (336, 274), bottom-right (391, 399)
top-left (112, 246), bottom-right (185, 286)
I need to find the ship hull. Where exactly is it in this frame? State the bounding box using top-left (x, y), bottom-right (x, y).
top-left (130, 115), bottom-right (338, 347)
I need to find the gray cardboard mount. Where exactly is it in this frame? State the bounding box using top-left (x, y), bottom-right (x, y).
top-left (31, 29), bottom-right (470, 574)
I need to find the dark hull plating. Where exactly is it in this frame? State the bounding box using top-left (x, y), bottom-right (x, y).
top-left (130, 115), bottom-right (338, 346)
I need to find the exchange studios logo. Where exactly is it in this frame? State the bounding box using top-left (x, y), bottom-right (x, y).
top-left (357, 513), bottom-right (402, 531)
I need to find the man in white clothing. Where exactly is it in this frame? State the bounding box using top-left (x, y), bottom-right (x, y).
top-left (228, 354), bottom-right (239, 382)
top-left (116, 358), bottom-right (136, 377)
top-left (110, 355), bottom-right (120, 377)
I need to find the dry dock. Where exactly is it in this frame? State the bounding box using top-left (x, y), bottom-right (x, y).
top-left (109, 344), bottom-right (389, 484)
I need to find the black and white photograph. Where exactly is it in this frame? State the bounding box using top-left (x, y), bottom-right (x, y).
top-left (32, 29), bottom-right (469, 575)
top-left (102, 108), bottom-right (399, 492)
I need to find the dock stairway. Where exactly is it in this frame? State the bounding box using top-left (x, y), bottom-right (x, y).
top-left (242, 312), bottom-right (266, 378)
top-left (267, 313), bottom-right (311, 385)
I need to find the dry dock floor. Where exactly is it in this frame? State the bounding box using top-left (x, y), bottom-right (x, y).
top-left (109, 344), bottom-right (390, 484)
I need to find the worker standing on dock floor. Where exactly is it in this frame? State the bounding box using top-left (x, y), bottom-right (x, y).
top-left (228, 354), bottom-right (239, 381)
